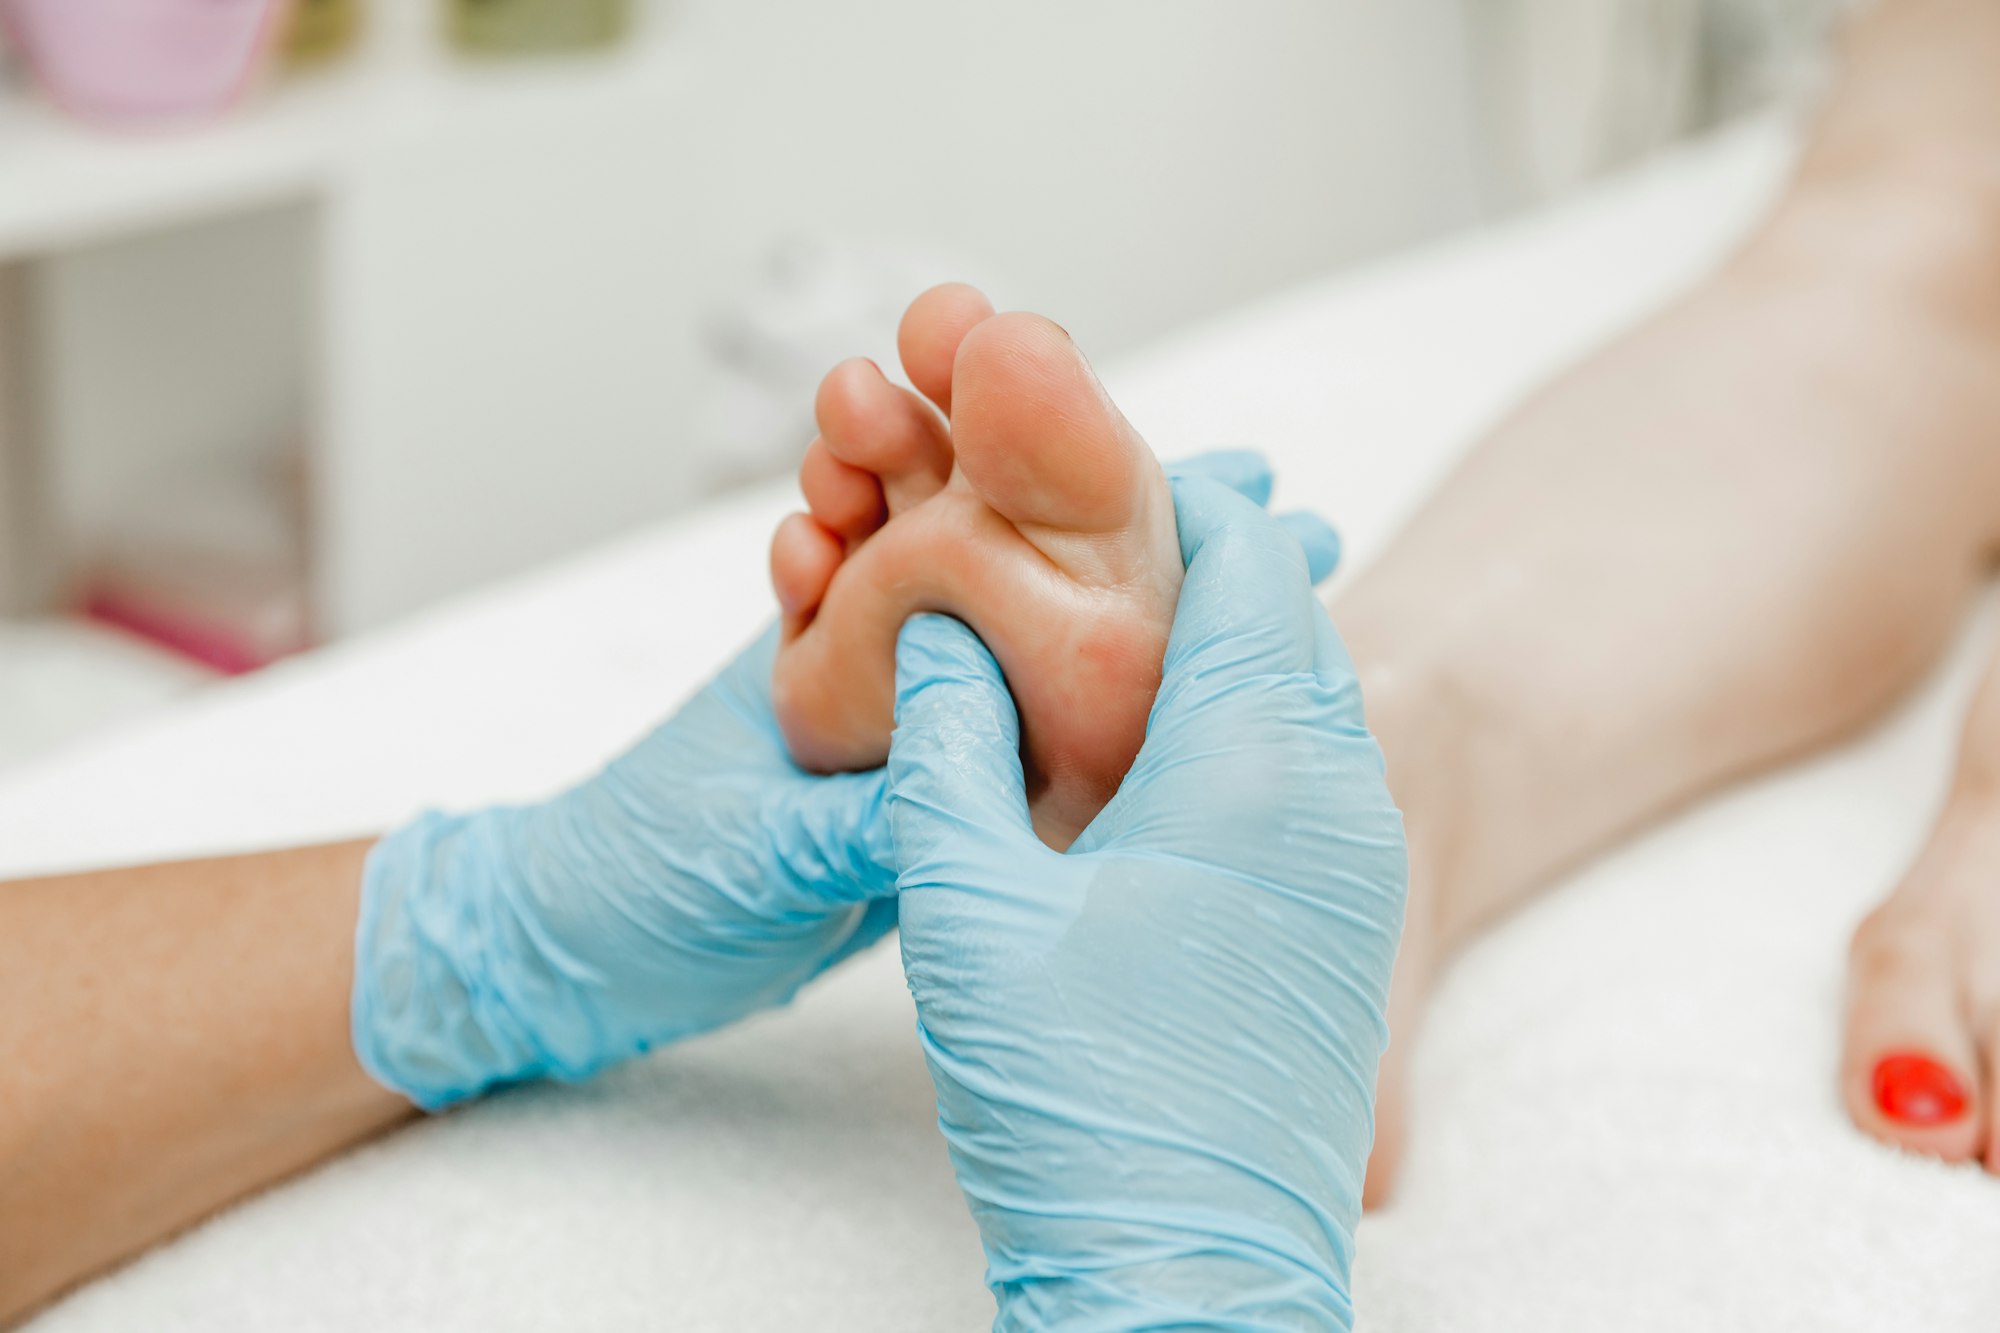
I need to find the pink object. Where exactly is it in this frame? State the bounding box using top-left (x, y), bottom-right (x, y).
top-left (3, 0), bottom-right (286, 128)
top-left (84, 586), bottom-right (295, 676)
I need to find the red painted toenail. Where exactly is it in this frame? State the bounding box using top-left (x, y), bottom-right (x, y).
top-left (1872, 1052), bottom-right (1969, 1126)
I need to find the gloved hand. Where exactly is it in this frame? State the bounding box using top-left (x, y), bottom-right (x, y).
top-left (351, 626), bottom-right (901, 1108)
top-left (888, 476), bottom-right (1406, 1331)
top-left (352, 451), bottom-right (1305, 1110)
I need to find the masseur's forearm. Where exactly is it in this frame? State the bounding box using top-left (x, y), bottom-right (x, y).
top-left (0, 842), bottom-right (411, 1325)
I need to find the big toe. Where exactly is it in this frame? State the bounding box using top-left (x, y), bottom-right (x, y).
top-left (1843, 898), bottom-right (1984, 1163)
top-left (948, 311), bottom-right (1164, 544)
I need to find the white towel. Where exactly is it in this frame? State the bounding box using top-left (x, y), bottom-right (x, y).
top-left (13, 115), bottom-right (1999, 1331)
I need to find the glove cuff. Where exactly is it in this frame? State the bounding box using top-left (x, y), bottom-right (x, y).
top-left (351, 807), bottom-right (585, 1110)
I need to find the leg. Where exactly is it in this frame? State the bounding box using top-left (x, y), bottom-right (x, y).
top-left (1345, 0), bottom-right (2000, 1202)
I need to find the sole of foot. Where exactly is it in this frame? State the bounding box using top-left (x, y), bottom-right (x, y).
top-left (769, 284), bottom-right (1183, 848)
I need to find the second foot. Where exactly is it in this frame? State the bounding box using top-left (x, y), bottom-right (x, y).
top-left (1844, 782), bottom-right (2000, 1169)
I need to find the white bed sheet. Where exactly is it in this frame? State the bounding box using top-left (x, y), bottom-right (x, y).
top-left (12, 115), bottom-right (2000, 1330)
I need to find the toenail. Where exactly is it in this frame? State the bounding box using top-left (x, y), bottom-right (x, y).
top-left (1871, 1052), bottom-right (1970, 1125)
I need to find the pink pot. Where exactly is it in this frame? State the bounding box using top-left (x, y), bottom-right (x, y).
top-left (4, 0), bottom-right (286, 128)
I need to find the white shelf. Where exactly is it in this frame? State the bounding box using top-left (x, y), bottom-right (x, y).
top-left (0, 33), bottom-right (675, 261)
top-left (0, 69), bottom-right (341, 259)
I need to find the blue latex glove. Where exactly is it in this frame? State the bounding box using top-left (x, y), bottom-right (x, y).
top-left (351, 626), bottom-right (901, 1109)
top-left (352, 451), bottom-right (1314, 1110)
top-left (888, 477), bottom-right (1406, 1330)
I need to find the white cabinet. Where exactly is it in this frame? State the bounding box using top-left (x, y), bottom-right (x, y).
top-left (0, 0), bottom-right (1484, 639)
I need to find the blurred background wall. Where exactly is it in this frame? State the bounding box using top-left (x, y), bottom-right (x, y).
top-left (0, 0), bottom-right (1847, 762)
top-left (310, 0), bottom-right (1489, 630)
top-left (1474, 0), bottom-right (1846, 205)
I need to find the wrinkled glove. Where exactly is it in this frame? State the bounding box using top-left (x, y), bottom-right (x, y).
top-left (889, 475), bottom-right (1406, 1331)
top-left (351, 626), bottom-right (899, 1108)
top-left (351, 451), bottom-right (1307, 1110)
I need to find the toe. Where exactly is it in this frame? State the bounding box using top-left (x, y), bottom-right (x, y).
top-left (948, 311), bottom-right (1161, 539)
top-left (770, 512), bottom-right (844, 639)
top-left (800, 436), bottom-right (886, 546)
top-left (814, 357), bottom-right (952, 510)
top-left (1842, 901), bottom-right (1983, 1162)
top-left (897, 282), bottom-right (996, 414)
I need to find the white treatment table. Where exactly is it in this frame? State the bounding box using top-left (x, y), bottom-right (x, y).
top-left (10, 116), bottom-right (2000, 1330)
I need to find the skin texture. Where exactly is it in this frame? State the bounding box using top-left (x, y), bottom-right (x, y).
top-left (0, 842), bottom-right (412, 1324)
top-left (1343, 0), bottom-right (2000, 1202)
top-left (770, 286), bottom-right (1184, 850)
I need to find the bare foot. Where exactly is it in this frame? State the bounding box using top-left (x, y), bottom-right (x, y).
top-left (1844, 639), bottom-right (2000, 1169)
top-left (769, 285), bottom-right (1183, 848)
